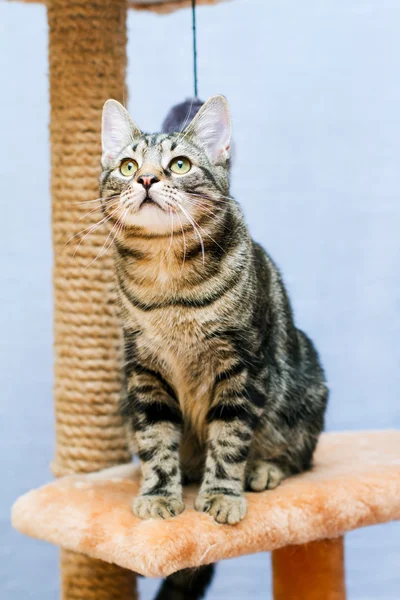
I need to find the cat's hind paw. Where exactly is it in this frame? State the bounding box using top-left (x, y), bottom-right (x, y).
top-left (133, 495), bottom-right (185, 520)
top-left (246, 460), bottom-right (285, 492)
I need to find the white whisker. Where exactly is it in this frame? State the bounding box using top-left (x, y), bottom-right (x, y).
top-left (63, 198), bottom-right (120, 249)
top-left (82, 206), bottom-right (128, 271)
top-left (163, 209), bottom-right (175, 261)
top-left (76, 193), bottom-right (119, 206)
top-left (62, 205), bottom-right (103, 247)
top-left (176, 210), bottom-right (187, 271)
top-left (176, 201), bottom-right (205, 265)
top-left (188, 191), bottom-right (233, 203)
top-left (70, 203), bottom-right (121, 261)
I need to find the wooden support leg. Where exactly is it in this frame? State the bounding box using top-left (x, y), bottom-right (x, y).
top-left (272, 537), bottom-right (346, 600)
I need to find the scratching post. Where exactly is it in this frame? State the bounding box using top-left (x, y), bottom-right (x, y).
top-left (47, 0), bottom-right (136, 597)
top-left (61, 551), bottom-right (136, 600)
top-left (272, 537), bottom-right (346, 600)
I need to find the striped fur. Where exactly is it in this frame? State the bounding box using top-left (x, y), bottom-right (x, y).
top-left (99, 96), bottom-right (328, 528)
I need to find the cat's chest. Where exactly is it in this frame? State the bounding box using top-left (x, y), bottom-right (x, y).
top-left (137, 309), bottom-right (219, 438)
top-left (137, 305), bottom-right (212, 355)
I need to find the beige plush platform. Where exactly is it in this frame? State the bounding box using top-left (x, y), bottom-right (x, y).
top-left (12, 431), bottom-right (400, 578)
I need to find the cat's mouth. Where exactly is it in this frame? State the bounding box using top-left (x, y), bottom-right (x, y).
top-left (139, 195), bottom-right (164, 211)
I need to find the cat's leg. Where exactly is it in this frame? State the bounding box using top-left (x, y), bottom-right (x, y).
top-left (245, 442), bottom-right (312, 492)
top-left (244, 419), bottom-right (289, 492)
top-left (195, 385), bottom-right (260, 524)
top-left (124, 367), bottom-right (184, 519)
top-left (245, 403), bottom-right (326, 493)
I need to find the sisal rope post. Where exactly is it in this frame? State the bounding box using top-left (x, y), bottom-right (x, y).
top-left (272, 537), bottom-right (347, 600)
top-left (47, 0), bottom-right (137, 596)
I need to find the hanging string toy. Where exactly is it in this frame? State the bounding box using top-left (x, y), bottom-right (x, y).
top-left (161, 0), bottom-right (204, 133)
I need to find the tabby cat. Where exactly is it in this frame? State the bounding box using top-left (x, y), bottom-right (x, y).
top-left (99, 96), bottom-right (328, 599)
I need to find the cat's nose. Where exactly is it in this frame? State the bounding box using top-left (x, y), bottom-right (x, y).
top-left (137, 174), bottom-right (159, 190)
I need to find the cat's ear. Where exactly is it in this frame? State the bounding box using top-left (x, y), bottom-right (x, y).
top-left (101, 99), bottom-right (141, 161)
top-left (185, 95), bottom-right (231, 163)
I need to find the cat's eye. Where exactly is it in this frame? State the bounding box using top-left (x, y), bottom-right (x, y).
top-left (169, 157), bottom-right (191, 175)
top-left (120, 159), bottom-right (138, 177)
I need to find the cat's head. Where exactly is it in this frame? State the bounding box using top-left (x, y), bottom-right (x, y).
top-left (100, 95), bottom-right (231, 236)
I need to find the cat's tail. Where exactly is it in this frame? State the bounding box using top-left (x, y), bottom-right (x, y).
top-left (153, 564), bottom-right (215, 600)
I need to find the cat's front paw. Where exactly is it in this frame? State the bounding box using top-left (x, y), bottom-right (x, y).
top-left (195, 492), bottom-right (247, 525)
top-left (133, 495), bottom-right (185, 520)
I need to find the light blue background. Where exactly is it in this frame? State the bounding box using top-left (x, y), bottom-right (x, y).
top-left (1, 1), bottom-right (399, 598)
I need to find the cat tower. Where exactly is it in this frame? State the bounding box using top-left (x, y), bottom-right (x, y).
top-left (9, 0), bottom-right (400, 598)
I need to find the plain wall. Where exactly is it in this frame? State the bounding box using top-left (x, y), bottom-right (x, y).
top-left (1, 1), bottom-right (399, 598)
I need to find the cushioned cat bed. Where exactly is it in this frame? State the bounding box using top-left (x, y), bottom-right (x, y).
top-left (12, 431), bottom-right (400, 580)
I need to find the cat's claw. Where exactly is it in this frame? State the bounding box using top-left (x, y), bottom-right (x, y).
top-left (195, 493), bottom-right (247, 525)
top-left (133, 495), bottom-right (185, 520)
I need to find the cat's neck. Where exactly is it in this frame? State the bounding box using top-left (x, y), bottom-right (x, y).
top-left (112, 202), bottom-right (245, 289)
top-left (112, 224), bottom-right (213, 289)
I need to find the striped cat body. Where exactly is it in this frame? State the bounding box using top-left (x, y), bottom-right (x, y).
top-left (99, 96), bottom-right (328, 529)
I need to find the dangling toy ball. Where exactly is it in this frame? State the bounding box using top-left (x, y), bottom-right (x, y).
top-left (161, 97), bottom-right (204, 133)
top-left (161, 96), bottom-right (235, 165)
